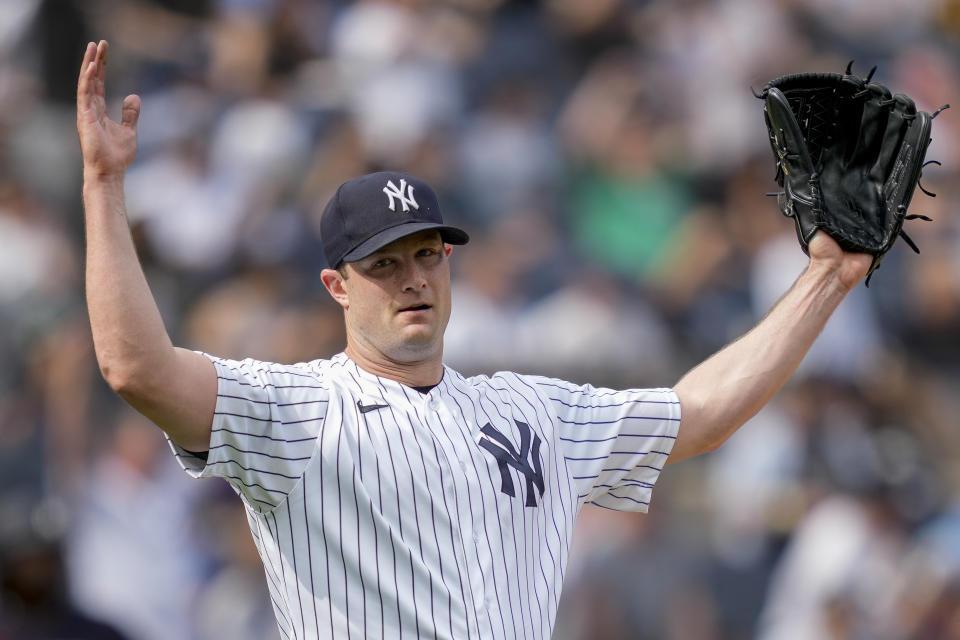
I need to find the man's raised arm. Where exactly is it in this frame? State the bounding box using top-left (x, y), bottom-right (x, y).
top-left (668, 233), bottom-right (873, 464)
top-left (78, 40), bottom-right (215, 452)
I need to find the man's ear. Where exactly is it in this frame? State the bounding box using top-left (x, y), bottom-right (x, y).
top-left (444, 244), bottom-right (452, 257)
top-left (320, 268), bottom-right (349, 309)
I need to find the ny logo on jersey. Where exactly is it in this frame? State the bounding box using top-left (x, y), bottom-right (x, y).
top-left (478, 420), bottom-right (545, 507)
top-left (382, 179), bottom-right (419, 212)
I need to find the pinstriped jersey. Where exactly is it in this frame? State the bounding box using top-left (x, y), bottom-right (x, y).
top-left (169, 352), bottom-right (680, 639)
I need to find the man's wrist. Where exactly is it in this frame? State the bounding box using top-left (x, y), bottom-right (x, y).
top-left (82, 167), bottom-right (125, 188)
top-left (804, 257), bottom-right (859, 297)
top-left (82, 169), bottom-right (128, 219)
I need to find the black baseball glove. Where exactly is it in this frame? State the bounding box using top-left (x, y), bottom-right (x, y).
top-left (758, 65), bottom-right (947, 283)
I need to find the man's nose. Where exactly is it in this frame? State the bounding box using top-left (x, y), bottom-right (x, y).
top-left (401, 261), bottom-right (428, 290)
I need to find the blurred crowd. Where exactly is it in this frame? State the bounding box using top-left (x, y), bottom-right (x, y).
top-left (3, 0), bottom-right (960, 638)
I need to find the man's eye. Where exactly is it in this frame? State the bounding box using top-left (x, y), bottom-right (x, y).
top-left (371, 258), bottom-right (393, 269)
top-left (418, 248), bottom-right (440, 257)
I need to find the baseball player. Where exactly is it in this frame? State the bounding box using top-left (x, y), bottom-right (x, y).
top-left (77, 40), bottom-right (872, 639)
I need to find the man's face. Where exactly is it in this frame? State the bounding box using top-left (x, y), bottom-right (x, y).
top-left (327, 230), bottom-right (452, 364)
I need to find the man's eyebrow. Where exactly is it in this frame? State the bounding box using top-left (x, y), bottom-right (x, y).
top-left (366, 237), bottom-right (443, 259)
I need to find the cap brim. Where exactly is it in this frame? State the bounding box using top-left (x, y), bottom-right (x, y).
top-left (341, 222), bottom-right (469, 263)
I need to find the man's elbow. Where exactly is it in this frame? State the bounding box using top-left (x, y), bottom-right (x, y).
top-left (697, 411), bottom-right (745, 453)
top-left (701, 428), bottom-right (732, 454)
top-left (99, 358), bottom-right (152, 399)
top-left (671, 406), bottom-right (738, 463)
top-left (674, 387), bottom-right (754, 459)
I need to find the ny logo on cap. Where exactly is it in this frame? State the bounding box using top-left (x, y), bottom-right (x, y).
top-left (383, 179), bottom-right (419, 213)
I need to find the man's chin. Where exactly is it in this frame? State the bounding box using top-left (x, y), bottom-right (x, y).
top-left (387, 333), bottom-right (442, 362)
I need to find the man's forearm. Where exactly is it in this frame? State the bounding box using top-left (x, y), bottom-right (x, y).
top-left (669, 260), bottom-right (853, 463)
top-left (83, 174), bottom-right (176, 391)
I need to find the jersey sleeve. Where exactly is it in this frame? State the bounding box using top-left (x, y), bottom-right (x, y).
top-left (532, 377), bottom-right (680, 512)
top-left (166, 354), bottom-right (329, 513)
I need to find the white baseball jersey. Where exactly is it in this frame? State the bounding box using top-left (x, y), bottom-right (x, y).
top-left (169, 352), bottom-right (680, 639)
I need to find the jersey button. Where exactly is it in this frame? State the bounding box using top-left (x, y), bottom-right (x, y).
top-left (427, 398), bottom-right (439, 411)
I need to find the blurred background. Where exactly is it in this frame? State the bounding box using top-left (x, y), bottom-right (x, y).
top-left (2, 0), bottom-right (960, 638)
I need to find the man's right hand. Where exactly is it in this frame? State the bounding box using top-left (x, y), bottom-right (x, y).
top-left (77, 40), bottom-right (140, 178)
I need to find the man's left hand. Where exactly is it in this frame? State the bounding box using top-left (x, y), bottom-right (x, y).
top-left (807, 231), bottom-right (873, 292)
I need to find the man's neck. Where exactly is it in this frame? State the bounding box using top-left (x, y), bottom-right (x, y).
top-left (344, 344), bottom-right (444, 388)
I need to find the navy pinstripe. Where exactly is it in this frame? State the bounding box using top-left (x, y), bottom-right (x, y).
top-left (168, 353), bottom-right (680, 638)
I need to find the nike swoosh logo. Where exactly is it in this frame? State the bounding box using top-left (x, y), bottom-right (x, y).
top-left (357, 400), bottom-right (389, 414)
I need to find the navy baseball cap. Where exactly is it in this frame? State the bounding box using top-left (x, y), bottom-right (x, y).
top-left (321, 171), bottom-right (469, 268)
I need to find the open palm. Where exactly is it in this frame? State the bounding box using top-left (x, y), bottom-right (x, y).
top-left (76, 41), bottom-right (140, 177)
